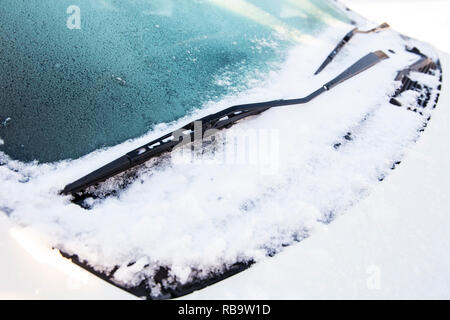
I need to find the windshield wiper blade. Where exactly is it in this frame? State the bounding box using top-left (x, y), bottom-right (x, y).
top-left (62, 51), bottom-right (389, 195)
top-left (314, 23), bottom-right (390, 75)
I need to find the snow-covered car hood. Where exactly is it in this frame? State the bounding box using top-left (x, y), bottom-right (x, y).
top-left (0, 1), bottom-right (445, 299)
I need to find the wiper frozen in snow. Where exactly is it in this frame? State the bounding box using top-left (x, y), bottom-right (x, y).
top-left (314, 23), bottom-right (390, 75)
top-left (63, 51), bottom-right (389, 195)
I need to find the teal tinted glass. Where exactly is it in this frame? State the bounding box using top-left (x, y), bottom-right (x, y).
top-left (0, 0), bottom-right (349, 162)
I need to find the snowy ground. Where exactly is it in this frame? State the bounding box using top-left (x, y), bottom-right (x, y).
top-left (1, 0), bottom-right (449, 299)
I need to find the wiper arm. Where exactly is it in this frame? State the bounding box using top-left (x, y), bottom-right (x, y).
top-left (62, 51), bottom-right (388, 195)
top-left (314, 23), bottom-right (390, 75)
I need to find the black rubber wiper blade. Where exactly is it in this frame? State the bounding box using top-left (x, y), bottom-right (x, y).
top-left (62, 51), bottom-right (389, 195)
top-left (314, 23), bottom-right (390, 75)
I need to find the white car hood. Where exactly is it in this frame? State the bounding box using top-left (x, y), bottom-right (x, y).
top-left (0, 10), bottom-right (449, 299)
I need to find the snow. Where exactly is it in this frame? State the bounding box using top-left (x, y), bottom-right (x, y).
top-left (409, 71), bottom-right (441, 88)
top-left (395, 90), bottom-right (421, 109)
top-left (186, 51), bottom-right (450, 300)
top-left (0, 11), bottom-right (443, 297)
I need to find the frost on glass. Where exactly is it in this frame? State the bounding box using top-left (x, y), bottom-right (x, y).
top-left (0, 0), bottom-right (349, 162)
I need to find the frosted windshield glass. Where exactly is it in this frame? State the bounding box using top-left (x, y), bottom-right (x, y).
top-left (0, 0), bottom-right (349, 162)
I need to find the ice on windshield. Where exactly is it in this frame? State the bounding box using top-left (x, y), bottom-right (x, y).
top-left (0, 0), bottom-right (349, 162)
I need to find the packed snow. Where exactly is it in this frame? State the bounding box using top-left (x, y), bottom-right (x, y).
top-left (0, 17), bottom-right (441, 297)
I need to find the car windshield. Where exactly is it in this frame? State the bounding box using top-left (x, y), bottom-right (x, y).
top-left (0, 0), bottom-right (349, 163)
